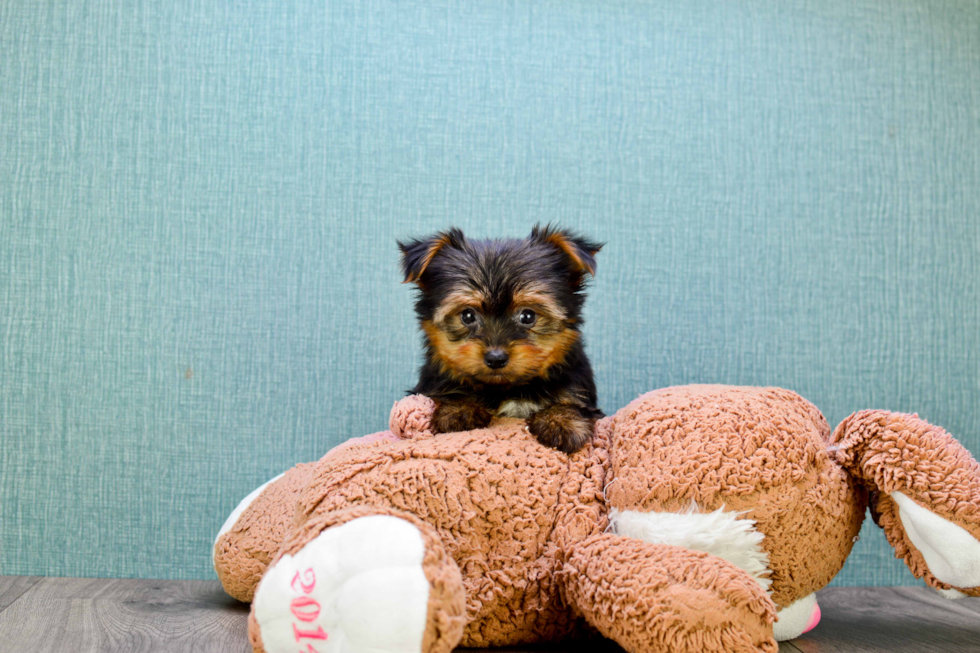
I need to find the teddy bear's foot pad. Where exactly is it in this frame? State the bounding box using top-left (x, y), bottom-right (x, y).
top-left (892, 492), bottom-right (980, 589)
top-left (772, 593), bottom-right (820, 641)
top-left (253, 515), bottom-right (430, 653)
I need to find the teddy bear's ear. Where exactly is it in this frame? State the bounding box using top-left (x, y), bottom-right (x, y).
top-left (530, 223), bottom-right (603, 276)
top-left (397, 228), bottom-right (466, 284)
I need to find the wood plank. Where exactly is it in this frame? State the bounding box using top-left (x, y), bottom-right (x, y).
top-left (890, 585), bottom-right (980, 616)
top-left (0, 576), bottom-right (43, 614)
top-left (0, 577), bottom-right (250, 653)
top-left (790, 586), bottom-right (980, 653)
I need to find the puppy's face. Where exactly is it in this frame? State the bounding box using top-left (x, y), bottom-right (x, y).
top-left (399, 226), bottom-right (601, 385)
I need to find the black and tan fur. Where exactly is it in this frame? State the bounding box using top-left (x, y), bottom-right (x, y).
top-left (398, 224), bottom-right (604, 453)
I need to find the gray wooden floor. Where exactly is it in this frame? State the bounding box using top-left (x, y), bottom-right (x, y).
top-left (0, 577), bottom-right (977, 652)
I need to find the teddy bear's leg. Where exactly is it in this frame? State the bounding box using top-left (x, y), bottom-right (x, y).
top-left (214, 462), bottom-right (319, 602)
top-left (832, 410), bottom-right (980, 596)
top-left (214, 425), bottom-right (414, 602)
top-left (562, 533), bottom-right (778, 653)
top-left (248, 506), bottom-right (466, 653)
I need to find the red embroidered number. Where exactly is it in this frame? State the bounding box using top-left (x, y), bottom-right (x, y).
top-left (287, 567), bottom-right (327, 648)
top-left (291, 596), bottom-right (321, 622)
top-left (291, 568), bottom-right (316, 594)
top-left (293, 624), bottom-right (328, 642)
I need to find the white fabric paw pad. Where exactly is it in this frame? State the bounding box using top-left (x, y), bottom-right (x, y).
top-left (773, 593), bottom-right (819, 641)
top-left (893, 491), bottom-right (980, 589)
top-left (254, 515), bottom-right (430, 653)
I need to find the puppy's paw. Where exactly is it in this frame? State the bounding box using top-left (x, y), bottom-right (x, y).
top-left (432, 399), bottom-right (493, 434)
top-left (527, 405), bottom-right (595, 454)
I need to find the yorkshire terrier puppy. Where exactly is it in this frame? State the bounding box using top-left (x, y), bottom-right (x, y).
top-left (398, 224), bottom-right (604, 454)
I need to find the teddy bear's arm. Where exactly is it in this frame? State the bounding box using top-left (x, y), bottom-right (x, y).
top-left (832, 410), bottom-right (980, 596)
top-left (562, 533), bottom-right (777, 653)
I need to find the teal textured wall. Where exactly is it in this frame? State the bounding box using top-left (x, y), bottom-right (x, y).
top-left (1, 0), bottom-right (978, 585)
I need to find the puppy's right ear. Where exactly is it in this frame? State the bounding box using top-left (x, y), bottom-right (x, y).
top-left (530, 223), bottom-right (603, 276)
top-left (398, 228), bottom-right (466, 284)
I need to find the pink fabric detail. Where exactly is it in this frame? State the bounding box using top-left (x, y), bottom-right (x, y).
top-left (802, 601), bottom-right (821, 634)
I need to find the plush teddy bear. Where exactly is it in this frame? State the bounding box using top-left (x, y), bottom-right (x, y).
top-left (213, 385), bottom-right (980, 653)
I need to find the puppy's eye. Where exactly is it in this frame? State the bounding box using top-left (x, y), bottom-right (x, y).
top-left (519, 309), bottom-right (536, 326)
top-left (460, 309), bottom-right (477, 325)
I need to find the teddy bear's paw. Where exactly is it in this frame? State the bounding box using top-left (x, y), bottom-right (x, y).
top-left (772, 593), bottom-right (821, 641)
top-left (891, 492), bottom-right (980, 591)
top-left (390, 395), bottom-right (437, 439)
top-left (252, 515), bottom-right (431, 653)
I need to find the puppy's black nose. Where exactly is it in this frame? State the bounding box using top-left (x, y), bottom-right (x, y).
top-left (484, 349), bottom-right (509, 369)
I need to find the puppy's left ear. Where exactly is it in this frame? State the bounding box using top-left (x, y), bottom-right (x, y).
top-left (530, 224), bottom-right (603, 276)
top-left (397, 227), bottom-right (466, 284)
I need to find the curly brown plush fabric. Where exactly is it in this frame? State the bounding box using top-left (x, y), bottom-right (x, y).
top-left (390, 394), bottom-right (437, 439)
top-left (563, 533), bottom-right (777, 653)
